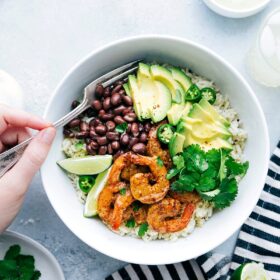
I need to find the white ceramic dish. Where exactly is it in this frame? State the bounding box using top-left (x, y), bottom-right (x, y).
top-left (203, 0), bottom-right (270, 18)
top-left (42, 35), bottom-right (269, 265)
top-left (0, 231), bottom-right (65, 280)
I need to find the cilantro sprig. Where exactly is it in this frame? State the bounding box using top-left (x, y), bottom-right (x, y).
top-left (168, 145), bottom-right (249, 209)
top-left (0, 245), bottom-right (41, 280)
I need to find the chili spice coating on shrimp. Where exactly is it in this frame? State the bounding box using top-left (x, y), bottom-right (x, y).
top-left (129, 153), bottom-right (170, 204)
top-left (147, 198), bottom-right (196, 233)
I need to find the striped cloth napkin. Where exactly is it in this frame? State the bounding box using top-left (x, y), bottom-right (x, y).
top-left (107, 143), bottom-right (280, 280)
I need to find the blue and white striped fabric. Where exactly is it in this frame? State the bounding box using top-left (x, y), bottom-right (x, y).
top-left (107, 143), bottom-right (280, 280)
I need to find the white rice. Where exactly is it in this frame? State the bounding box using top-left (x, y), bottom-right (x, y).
top-left (61, 67), bottom-right (247, 241)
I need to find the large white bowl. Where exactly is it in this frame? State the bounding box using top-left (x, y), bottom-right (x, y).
top-left (42, 35), bottom-right (269, 265)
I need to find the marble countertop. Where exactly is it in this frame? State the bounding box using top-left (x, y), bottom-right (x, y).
top-left (1, 0), bottom-right (280, 279)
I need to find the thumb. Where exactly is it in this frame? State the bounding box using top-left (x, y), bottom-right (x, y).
top-left (3, 127), bottom-right (56, 193)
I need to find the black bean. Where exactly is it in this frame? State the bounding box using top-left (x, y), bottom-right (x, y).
top-left (89, 129), bottom-right (98, 140)
top-left (107, 143), bottom-right (113, 154)
top-left (120, 133), bottom-right (129, 146)
top-left (113, 105), bottom-right (126, 115)
top-left (123, 113), bottom-right (136, 123)
top-left (122, 95), bottom-right (133, 106)
top-left (98, 146), bottom-right (107, 155)
top-left (98, 109), bottom-right (105, 118)
top-left (101, 113), bottom-right (114, 121)
top-left (132, 143), bottom-right (146, 154)
top-left (111, 93), bottom-right (122, 106)
top-left (112, 84), bottom-right (122, 93)
top-left (127, 123), bottom-right (132, 133)
top-left (114, 116), bottom-right (125, 124)
top-left (71, 100), bottom-right (80, 109)
top-left (68, 118), bottom-right (81, 128)
top-left (105, 121), bottom-right (115, 132)
top-left (96, 136), bottom-right (108, 145)
top-left (106, 131), bottom-right (120, 141)
top-left (111, 141), bottom-right (120, 150)
top-left (119, 89), bottom-right (125, 95)
top-left (75, 131), bottom-right (88, 139)
top-left (144, 122), bottom-right (152, 132)
top-left (80, 121), bottom-right (89, 132)
top-left (103, 97), bottom-right (111, 111)
top-left (129, 137), bottom-right (138, 148)
top-left (138, 123), bottom-right (144, 132)
top-left (90, 141), bottom-right (99, 150)
top-left (85, 138), bottom-right (91, 144)
top-left (95, 124), bottom-right (107, 135)
top-left (139, 132), bottom-right (148, 143)
top-left (86, 108), bottom-right (96, 117)
top-left (104, 87), bottom-right (110, 97)
top-left (86, 144), bottom-right (96, 155)
top-left (63, 128), bottom-right (74, 137)
top-left (90, 118), bottom-right (102, 127)
top-left (91, 100), bottom-right (102, 111)
top-left (131, 122), bottom-right (139, 136)
top-left (95, 84), bottom-right (104, 98)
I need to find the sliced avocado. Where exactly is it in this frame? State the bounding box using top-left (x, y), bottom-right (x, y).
top-left (167, 102), bottom-right (192, 126)
top-left (169, 67), bottom-right (192, 92)
top-left (150, 81), bottom-right (172, 123)
top-left (137, 63), bottom-right (151, 80)
top-left (150, 65), bottom-right (184, 104)
top-left (123, 83), bottom-right (131, 97)
top-left (199, 98), bottom-right (230, 127)
top-left (169, 132), bottom-right (185, 157)
top-left (128, 75), bottom-right (142, 121)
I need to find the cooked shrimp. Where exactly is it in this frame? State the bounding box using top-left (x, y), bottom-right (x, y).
top-left (147, 126), bottom-right (172, 169)
top-left (111, 188), bottom-right (135, 230)
top-left (120, 164), bottom-right (149, 181)
top-left (169, 191), bottom-right (201, 204)
top-left (123, 204), bottom-right (148, 225)
top-left (147, 198), bottom-right (195, 233)
top-left (130, 153), bottom-right (169, 204)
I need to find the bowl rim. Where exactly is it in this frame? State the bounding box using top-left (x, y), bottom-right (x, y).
top-left (42, 34), bottom-right (270, 264)
top-left (203, 0), bottom-right (270, 18)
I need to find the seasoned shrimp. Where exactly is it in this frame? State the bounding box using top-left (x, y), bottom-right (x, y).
top-left (123, 204), bottom-right (148, 225)
top-left (169, 191), bottom-right (201, 204)
top-left (147, 126), bottom-right (172, 169)
top-left (130, 153), bottom-right (169, 204)
top-left (147, 198), bottom-right (196, 233)
top-left (120, 164), bottom-right (149, 181)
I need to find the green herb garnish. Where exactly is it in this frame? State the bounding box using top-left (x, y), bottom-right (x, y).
top-left (125, 218), bottom-right (136, 228)
top-left (120, 188), bottom-right (126, 195)
top-left (75, 141), bottom-right (84, 149)
top-left (0, 245), bottom-right (41, 280)
top-left (170, 145), bottom-right (249, 209)
top-left (156, 157), bottom-right (164, 167)
top-left (115, 122), bottom-right (128, 133)
top-left (138, 222), bottom-right (149, 237)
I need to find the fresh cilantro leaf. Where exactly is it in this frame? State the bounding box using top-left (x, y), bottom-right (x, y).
top-left (172, 155), bottom-right (185, 169)
top-left (138, 222), bottom-right (149, 237)
top-left (75, 141), bottom-right (84, 150)
top-left (218, 149), bottom-right (227, 181)
top-left (197, 176), bottom-right (216, 192)
top-left (115, 122), bottom-right (128, 133)
top-left (226, 157), bottom-right (249, 178)
top-left (171, 178), bottom-right (195, 192)
top-left (32, 271), bottom-right (42, 280)
top-left (0, 260), bottom-right (17, 275)
top-left (156, 157), bottom-right (164, 167)
top-left (119, 188), bottom-right (126, 195)
top-left (4, 245), bottom-right (20, 260)
top-left (125, 218), bottom-right (136, 228)
top-left (166, 168), bottom-right (180, 180)
top-left (205, 148), bottom-right (221, 167)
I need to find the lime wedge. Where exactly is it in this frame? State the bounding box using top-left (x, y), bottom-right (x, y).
top-left (57, 155), bottom-right (112, 175)
top-left (84, 168), bottom-right (111, 217)
top-left (231, 262), bottom-right (271, 280)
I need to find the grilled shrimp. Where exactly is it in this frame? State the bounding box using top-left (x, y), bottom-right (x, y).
top-left (123, 204), bottom-right (148, 225)
top-left (147, 126), bottom-right (172, 169)
top-left (169, 191), bottom-right (201, 204)
top-left (130, 153), bottom-right (169, 204)
top-left (147, 198), bottom-right (195, 233)
top-left (120, 164), bottom-right (149, 181)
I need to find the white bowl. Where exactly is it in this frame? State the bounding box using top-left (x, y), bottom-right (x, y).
top-left (203, 0), bottom-right (270, 18)
top-left (42, 35), bottom-right (269, 265)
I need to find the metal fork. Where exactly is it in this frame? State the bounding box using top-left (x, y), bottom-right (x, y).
top-left (0, 60), bottom-right (140, 178)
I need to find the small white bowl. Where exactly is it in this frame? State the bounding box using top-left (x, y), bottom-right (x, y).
top-left (203, 0), bottom-right (270, 18)
top-left (42, 35), bottom-right (269, 265)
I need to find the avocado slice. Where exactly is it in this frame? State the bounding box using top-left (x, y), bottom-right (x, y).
top-left (199, 98), bottom-right (230, 127)
top-left (128, 75), bottom-right (143, 121)
top-left (167, 102), bottom-right (192, 126)
top-left (169, 67), bottom-right (192, 92)
top-left (137, 63), bottom-right (151, 80)
top-left (169, 132), bottom-right (185, 157)
top-left (123, 83), bottom-right (131, 97)
top-left (150, 81), bottom-right (172, 123)
top-left (150, 65), bottom-right (184, 104)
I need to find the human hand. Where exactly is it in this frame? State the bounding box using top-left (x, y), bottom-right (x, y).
top-left (0, 105), bottom-right (56, 232)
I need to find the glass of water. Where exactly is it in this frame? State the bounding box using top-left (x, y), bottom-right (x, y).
top-left (247, 7), bottom-right (280, 87)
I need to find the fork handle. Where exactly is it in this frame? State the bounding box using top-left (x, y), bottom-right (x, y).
top-left (0, 100), bottom-right (89, 178)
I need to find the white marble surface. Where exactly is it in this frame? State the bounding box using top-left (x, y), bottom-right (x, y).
top-left (1, 0), bottom-right (280, 279)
